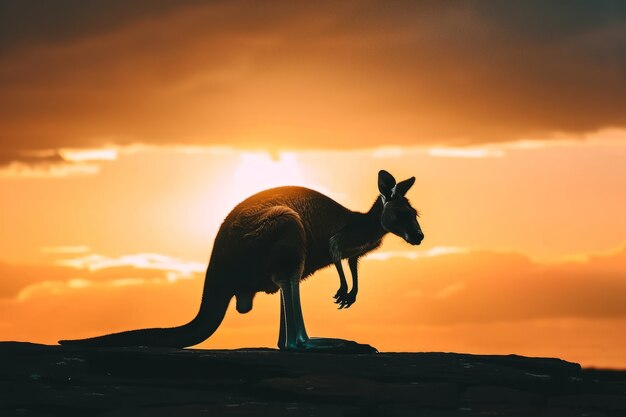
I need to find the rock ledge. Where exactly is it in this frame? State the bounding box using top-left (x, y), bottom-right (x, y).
top-left (1, 342), bottom-right (624, 416)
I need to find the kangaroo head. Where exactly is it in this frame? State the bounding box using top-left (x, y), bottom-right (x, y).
top-left (378, 170), bottom-right (424, 246)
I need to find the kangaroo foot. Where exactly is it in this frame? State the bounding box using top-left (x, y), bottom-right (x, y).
top-left (282, 337), bottom-right (377, 354)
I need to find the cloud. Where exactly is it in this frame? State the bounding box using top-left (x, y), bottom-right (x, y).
top-left (1, 1), bottom-right (625, 164)
top-left (435, 282), bottom-right (466, 300)
top-left (0, 148), bottom-right (116, 177)
top-left (0, 163), bottom-right (101, 178)
top-left (0, 253), bottom-right (205, 299)
top-left (56, 253), bottom-right (206, 277)
top-left (358, 246), bottom-right (626, 325)
top-left (428, 147), bottom-right (505, 159)
top-left (367, 246), bottom-right (469, 261)
top-left (59, 148), bottom-right (118, 162)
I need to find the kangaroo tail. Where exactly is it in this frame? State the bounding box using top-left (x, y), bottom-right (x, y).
top-left (58, 266), bottom-right (232, 348)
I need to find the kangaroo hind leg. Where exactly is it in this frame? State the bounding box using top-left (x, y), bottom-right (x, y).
top-left (263, 209), bottom-right (376, 353)
top-left (258, 207), bottom-right (307, 348)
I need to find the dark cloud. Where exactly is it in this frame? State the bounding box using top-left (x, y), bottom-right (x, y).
top-left (0, 0), bottom-right (206, 50)
top-left (1, 0), bottom-right (625, 164)
top-left (474, 1), bottom-right (626, 40)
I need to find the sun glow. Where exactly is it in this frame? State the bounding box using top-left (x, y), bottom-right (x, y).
top-left (225, 152), bottom-right (323, 207)
top-left (233, 152), bottom-right (304, 192)
top-left (187, 151), bottom-right (320, 238)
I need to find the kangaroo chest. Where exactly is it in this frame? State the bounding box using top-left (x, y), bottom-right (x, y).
top-left (345, 239), bottom-right (383, 258)
top-left (329, 232), bottom-right (383, 261)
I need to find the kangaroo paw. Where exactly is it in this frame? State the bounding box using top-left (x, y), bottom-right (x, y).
top-left (333, 287), bottom-right (347, 300)
top-left (334, 290), bottom-right (357, 309)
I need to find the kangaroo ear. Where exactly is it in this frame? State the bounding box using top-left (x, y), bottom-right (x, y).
top-left (393, 176), bottom-right (415, 197)
top-left (378, 170), bottom-right (396, 200)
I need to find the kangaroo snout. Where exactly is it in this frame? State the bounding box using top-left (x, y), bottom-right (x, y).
top-left (405, 231), bottom-right (424, 245)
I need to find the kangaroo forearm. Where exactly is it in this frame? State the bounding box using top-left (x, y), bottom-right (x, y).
top-left (335, 261), bottom-right (348, 290)
top-left (348, 257), bottom-right (359, 293)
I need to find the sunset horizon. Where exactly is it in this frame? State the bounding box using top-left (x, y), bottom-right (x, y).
top-left (2, 1), bottom-right (626, 371)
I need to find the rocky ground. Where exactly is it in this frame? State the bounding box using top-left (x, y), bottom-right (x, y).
top-left (1, 342), bottom-right (625, 416)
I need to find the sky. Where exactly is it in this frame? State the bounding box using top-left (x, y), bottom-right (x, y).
top-left (1, 1), bottom-right (625, 368)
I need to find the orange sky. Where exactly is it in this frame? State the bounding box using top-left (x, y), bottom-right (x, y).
top-left (1, 1), bottom-right (626, 368)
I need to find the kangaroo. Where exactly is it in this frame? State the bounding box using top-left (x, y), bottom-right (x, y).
top-left (59, 170), bottom-right (424, 353)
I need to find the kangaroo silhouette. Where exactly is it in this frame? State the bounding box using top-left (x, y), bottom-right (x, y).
top-left (59, 170), bottom-right (424, 353)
